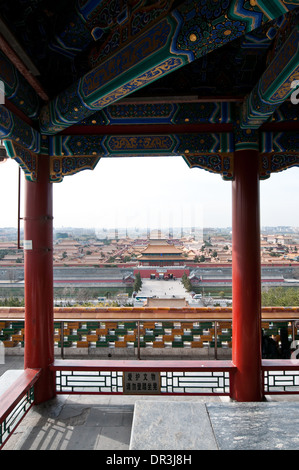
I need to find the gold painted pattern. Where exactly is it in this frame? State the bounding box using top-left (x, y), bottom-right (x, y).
top-left (90, 57), bottom-right (184, 108)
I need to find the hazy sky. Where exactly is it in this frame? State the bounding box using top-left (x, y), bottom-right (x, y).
top-left (0, 156), bottom-right (298, 230)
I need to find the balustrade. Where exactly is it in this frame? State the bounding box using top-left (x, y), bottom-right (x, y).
top-left (1, 307), bottom-right (298, 359)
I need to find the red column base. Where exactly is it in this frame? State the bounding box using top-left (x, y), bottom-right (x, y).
top-left (32, 370), bottom-right (57, 405)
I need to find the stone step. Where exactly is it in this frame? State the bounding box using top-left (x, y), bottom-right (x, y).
top-left (129, 400), bottom-right (218, 450)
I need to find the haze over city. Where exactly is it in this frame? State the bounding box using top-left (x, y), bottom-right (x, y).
top-left (0, 156), bottom-right (298, 231)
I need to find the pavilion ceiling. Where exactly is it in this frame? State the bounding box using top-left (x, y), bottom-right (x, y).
top-left (0, 0), bottom-right (280, 99)
top-left (0, 0), bottom-right (298, 182)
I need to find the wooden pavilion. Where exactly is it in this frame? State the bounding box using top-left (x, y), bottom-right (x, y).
top-left (0, 0), bottom-right (298, 404)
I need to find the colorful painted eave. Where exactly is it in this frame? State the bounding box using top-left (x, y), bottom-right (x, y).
top-left (1, 101), bottom-right (298, 183)
top-left (0, 1), bottom-right (298, 183)
top-left (36, 0), bottom-right (299, 135)
top-left (240, 21), bottom-right (299, 128)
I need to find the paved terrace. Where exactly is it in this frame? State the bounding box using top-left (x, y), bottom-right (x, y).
top-left (1, 356), bottom-right (299, 451)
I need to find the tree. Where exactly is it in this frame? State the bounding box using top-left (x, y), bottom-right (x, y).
top-left (0, 297), bottom-right (24, 306)
top-left (185, 278), bottom-right (192, 292)
top-left (56, 232), bottom-right (68, 239)
top-left (133, 272), bottom-right (142, 292)
top-left (0, 249), bottom-right (13, 259)
top-left (262, 287), bottom-right (299, 307)
top-left (181, 273), bottom-right (192, 292)
top-left (77, 288), bottom-right (90, 303)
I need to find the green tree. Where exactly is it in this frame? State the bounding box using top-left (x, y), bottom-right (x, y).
top-left (0, 249), bottom-right (13, 259)
top-left (133, 272), bottom-right (142, 292)
top-left (181, 273), bottom-right (192, 291)
top-left (262, 287), bottom-right (299, 307)
top-left (0, 297), bottom-right (24, 306)
top-left (56, 232), bottom-right (68, 239)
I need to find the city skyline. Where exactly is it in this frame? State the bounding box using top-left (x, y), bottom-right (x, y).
top-left (0, 156), bottom-right (298, 231)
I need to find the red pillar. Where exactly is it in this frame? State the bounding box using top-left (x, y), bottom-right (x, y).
top-left (23, 155), bottom-right (56, 404)
top-left (231, 149), bottom-right (263, 401)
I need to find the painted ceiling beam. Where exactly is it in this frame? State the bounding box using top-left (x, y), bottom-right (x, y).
top-left (3, 124), bottom-right (298, 183)
top-left (0, 29), bottom-right (49, 101)
top-left (48, 132), bottom-right (234, 182)
top-left (46, 0), bottom-right (176, 60)
top-left (0, 105), bottom-right (40, 153)
top-left (38, 0), bottom-right (297, 135)
top-left (0, 17), bottom-right (41, 77)
top-left (240, 13), bottom-right (299, 128)
top-left (260, 131), bottom-right (299, 154)
top-left (61, 101), bottom-right (233, 130)
top-left (265, 100), bottom-right (299, 124)
top-left (259, 129), bottom-right (299, 179)
top-left (252, 0), bottom-right (294, 18)
top-left (0, 50), bottom-right (41, 120)
top-left (49, 132), bottom-right (234, 158)
top-left (29, 0), bottom-right (299, 64)
top-left (60, 100), bottom-right (298, 134)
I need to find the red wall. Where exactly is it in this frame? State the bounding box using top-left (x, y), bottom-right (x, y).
top-left (133, 268), bottom-right (190, 278)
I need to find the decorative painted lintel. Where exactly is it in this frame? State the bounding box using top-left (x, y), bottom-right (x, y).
top-left (50, 155), bottom-right (100, 183)
top-left (4, 139), bottom-right (38, 182)
top-left (0, 105), bottom-right (40, 153)
top-left (260, 152), bottom-right (299, 179)
top-left (3, 126), bottom-right (299, 182)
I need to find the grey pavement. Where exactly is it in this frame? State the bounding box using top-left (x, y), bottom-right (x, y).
top-left (2, 357), bottom-right (299, 451)
top-left (134, 279), bottom-right (197, 305)
top-left (0, 355), bottom-right (24, 375)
